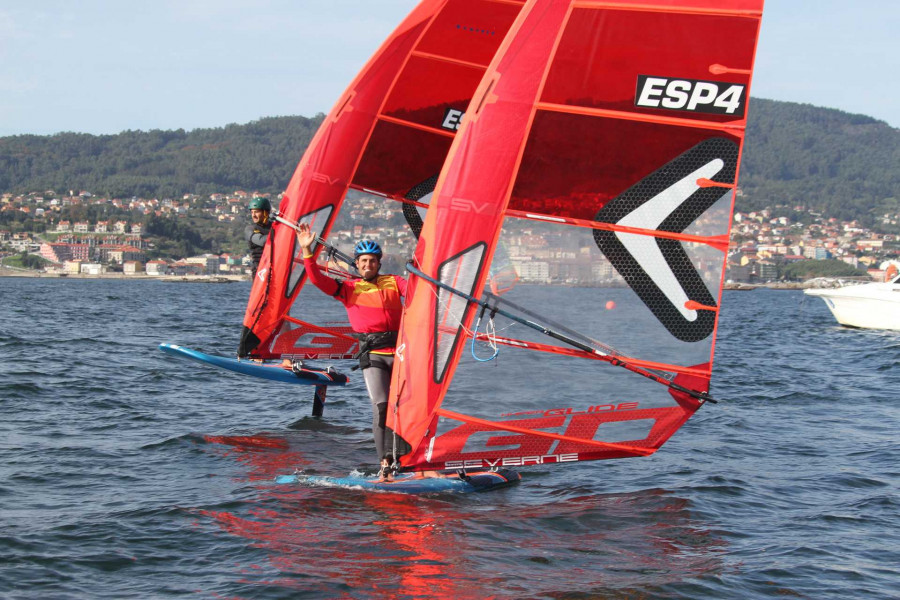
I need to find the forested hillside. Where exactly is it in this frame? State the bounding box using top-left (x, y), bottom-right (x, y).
top-left (740, 99), bottom-right (900, 224)
top-left (0, 115), bottom-right (323, 199)
top-left (1, 98), bottom-right (898, 227)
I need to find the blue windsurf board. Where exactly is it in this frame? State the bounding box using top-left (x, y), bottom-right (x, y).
top-left (275, 468), bottom-right (520, 494)
top-left (159, 343), bottom-right (348, 386)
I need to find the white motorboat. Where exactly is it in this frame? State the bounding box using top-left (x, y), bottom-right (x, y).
top-left (804, 273), bottom-right (900, 331)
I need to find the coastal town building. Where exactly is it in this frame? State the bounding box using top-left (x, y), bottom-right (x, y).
top-left (123, 261), bottom-right (144, 275)
top-left (146, 260), bottom-right (169, 276)
top-left (80, 263), bottom-right (105, 275)
top-left (169, 260), bottom-right (205, 276)
top-left (186, 254), bottom-right (219, 275)
top-left (40, 242), bottom-right (90, 263)
top-left (97, 244), bottom-right (145, 264)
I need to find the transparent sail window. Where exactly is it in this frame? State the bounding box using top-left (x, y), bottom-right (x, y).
top-left (286, 205), bottom-right (334, 298)
top-left (434, 243), bottom-right (486, 383)
top-left (481, 215), bottom-right (726, 367)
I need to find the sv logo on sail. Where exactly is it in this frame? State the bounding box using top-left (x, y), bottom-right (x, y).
top-left (448, 197), bottom-right (492, 214)
top-left (635, 75), bottom-right (746, 116)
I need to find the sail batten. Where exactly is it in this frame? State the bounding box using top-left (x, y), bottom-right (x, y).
top-left (534, 102), bottom-right (748, 132)
top-left (409, 50), bottom-right (491, 70)
top-left (375, 114), bottom-right (457, 138)
top-left (505, 208), bottom-right (732, 249)
top-left (571, 1), bottom-right (763, 18)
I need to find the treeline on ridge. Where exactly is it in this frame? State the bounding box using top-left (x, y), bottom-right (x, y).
top-left (0, 115), bottom-right (323, 199)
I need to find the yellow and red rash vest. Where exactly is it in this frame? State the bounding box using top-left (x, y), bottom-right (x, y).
top-left (303, 256), bottom-right (407, 353)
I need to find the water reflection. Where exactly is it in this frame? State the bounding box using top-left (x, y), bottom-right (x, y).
top-left (195, 434), bottom-right (726, 598)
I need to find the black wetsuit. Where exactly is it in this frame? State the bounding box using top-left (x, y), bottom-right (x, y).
top-left (245, 220), bottom-right (271, 278)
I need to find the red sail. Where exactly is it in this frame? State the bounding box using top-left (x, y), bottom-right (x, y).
top-left (239, 0), bottom-right (525, 359)
top-left (389, 0), bottom-right (764, 471)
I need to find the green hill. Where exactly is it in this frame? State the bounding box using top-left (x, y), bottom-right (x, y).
top-left (740, 99), bottom-right (900, 226)
top-left (1, 98), bottom-right (898, 228)
top-left (0, 115), bottom-right (323, 199)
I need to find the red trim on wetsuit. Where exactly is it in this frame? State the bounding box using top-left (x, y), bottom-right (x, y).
top-left (303, 256), bottom-right (407, 353)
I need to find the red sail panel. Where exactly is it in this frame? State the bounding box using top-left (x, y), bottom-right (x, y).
top-left (389, 0), bottom-right (763, 471)
top-left (239, 0), bottom-right (525, 359)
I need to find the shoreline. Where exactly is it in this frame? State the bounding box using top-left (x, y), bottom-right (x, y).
top-left (2, 268), bottom-right (813, 289)
top-left (0, 268), bottom-right (246, 283)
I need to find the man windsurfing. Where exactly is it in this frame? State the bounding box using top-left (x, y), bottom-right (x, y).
top-left (295, 223), bottom-right (406, 481)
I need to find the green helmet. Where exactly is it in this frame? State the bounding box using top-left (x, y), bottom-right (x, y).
top-left (249, 197), bottom-right (271, 211)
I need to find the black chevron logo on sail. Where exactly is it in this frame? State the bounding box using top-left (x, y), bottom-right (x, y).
top-left (593, 138), bottom-right (738, 343)
top-left (402, 174), bottom-right (438, 239)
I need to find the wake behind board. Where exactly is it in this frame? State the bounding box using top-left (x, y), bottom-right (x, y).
top-left (159, 343), bottom-right (347, 386)
top-left (275, 469), bottom-right (520, 494)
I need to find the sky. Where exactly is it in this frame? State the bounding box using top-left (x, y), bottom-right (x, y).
top-left (0, 0), bottom-right (897, 138)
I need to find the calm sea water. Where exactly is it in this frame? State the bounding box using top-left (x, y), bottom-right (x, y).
top-left (1, 277), bottom-right (898, 599)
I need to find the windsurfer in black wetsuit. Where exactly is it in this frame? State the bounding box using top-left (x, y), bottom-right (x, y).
top-left (245, 197), bottom-right (272, 279)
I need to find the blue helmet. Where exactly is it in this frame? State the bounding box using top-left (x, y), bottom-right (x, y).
top-left (354, 239), bottom-right (382, 259)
